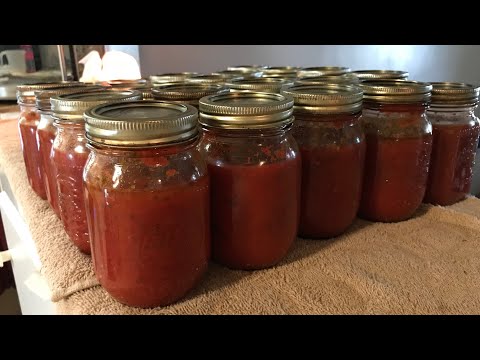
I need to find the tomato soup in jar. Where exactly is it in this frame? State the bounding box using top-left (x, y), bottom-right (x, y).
top-left (359, 80), bottom-right (433, 222)
top-left (198, 91), bottom-right (301, 270)
top-left (83, 100), bottom-right (210, 308)
top-left (50, 89), bottom-right (142, 254)
top-left (281, 84), bottom-right (365, 238)
top-left (17, 81), bottom-right (81, 199)
top-left (35, 85), bottom-right (104, 216)
top-left (424, 82), bottom-right (480, 205)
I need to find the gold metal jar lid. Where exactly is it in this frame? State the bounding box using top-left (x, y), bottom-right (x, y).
top-left (226, 77), bottom-right (295, 94)
top-left (262, 66), bottom-right (300, 78)
top-left (295, 73), bottom-right (360, 85)
top-left (84, 100), bottom-right (198, 147)
top-left (17, 81), bottom-right (82, 105)
top-left (51, 89), bottom-right (143, 121)
top-left (298, 66), bottom-right (351, 78)
top-left (353, 70), bottom-right (409, 81)
top-left (227, 65), bottom-right (267, 72)
top-left (360, 80), bottom-right (432, 104)
top-left (35, 85), bottom-right (106, 111)
top-left (281, 84), bottom-right (363, 114)
top-left (186, 74), bottom-right (228, 85)
top-left (429, 82), bottom-right (480, 107)
top-left (107, 78), bottom-right (149, 88)
top-left (152, 83), bottom-right (229, 105)
top-left (214, 69), bottom-right (263, 79)
top-left (199, 91), bottom-right (294, 130)
top-left (150, 72), bottom-right (198, 84)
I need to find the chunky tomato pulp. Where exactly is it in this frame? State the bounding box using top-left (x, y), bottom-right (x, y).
top-left (37, 125), bottom-right (59, 216)
top-left (53, 148), bottom-right (91, 253)
top-left (360, 134), bottom-right (432, 222)
top-left (85, 175), bottom-right (210, 308)
top-left (209, 158), bottom-right (301, 270)
top-left (299, 142), bottom-right (365, 238)
top-left (19, 114), bottom-right (46, 199)
top-left (424, 123), bottom-right (480, 205)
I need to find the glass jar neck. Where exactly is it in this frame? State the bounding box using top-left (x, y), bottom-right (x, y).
top-left (87, 135), bottom-right (199, 157)
top-left (363, 101), bottom-right (428, 113)
top-left (19, 103), bottom-right (36, 112)
top-left (54, 120), bottom-right (85, 132)
top-left (427, 105), bottom-right (476, 114)
top-left (293, 111), bottom-right (361, 123)
top-left (201, 124), bottom-right (291, 139)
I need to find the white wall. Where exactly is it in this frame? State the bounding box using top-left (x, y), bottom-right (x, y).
top-left (139, 45), bottom-right (480, 84)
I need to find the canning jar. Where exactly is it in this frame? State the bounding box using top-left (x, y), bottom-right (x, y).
top-left (83, 100), bottom-right (209, 308)
top-left (281, 84), bottom-right (365, 238)
top-left (198, 92), bottom-right (301, 270)
top-left (50, 90), bottom-right (142, 254)
top-left (17, 82), bottom-right (80, 198)
top-left (424, 82), bottom-right (480, 205)
top-left (213, 69), bottom-right (263, 79)
top-left (107, 79), bottom-right (153, 99)
top-left (359, 80), bottom-right (433, 222)
top-left (152, 83), bottom-right (228, 109)
top-left (297, 66), bottom-right (351, 78)
top-left (35, 85), bottom-right (104, 216)
top-left (226, 77), bottom-right (294, 93)
top-left (352, 70), bottom-right (409, 82)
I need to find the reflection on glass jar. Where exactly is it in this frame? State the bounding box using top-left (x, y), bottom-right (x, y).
top-left (198, 92), bottom-right (301, 270)
top-left (50, 89), bottom-right (142, 254)
top-left (282, 84), bottom-right (365, 238)
top-left (424, 83), bottom-right (480, 205)
top-left (83, 100), bottom-right (209, 308)
top-left (359, 80), bottom-right (433, 222)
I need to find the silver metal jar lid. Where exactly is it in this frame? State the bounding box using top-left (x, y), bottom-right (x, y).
top-left (226, 77), bottom-right (295, 94)
top-left (17, 81), bottom-right (82, 105)
top-left (353, 70), bottom-right (409, 81)
top-left (360, 80), bottom-right (432, 104)
top-left (429, 82), bottom-right (480, 107)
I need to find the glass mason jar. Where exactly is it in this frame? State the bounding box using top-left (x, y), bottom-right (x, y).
top-left (50, 90), bottom-right (142, 254)
top-left (297, 66), bottom-right (351, 79)
top-left (152, 82), bottom-right (228, 109)
top-left (359, 80), bottom-right (433, 222)
top-left (226, 77), bottom-right (294, 94)
top-left (83, 100), bottom-right (210, 308)
top-left (424, 82), bottom-right (480, 205)
top-left (198, 92), bottom-right (301, 270)
top-left (35, 85), bottom-right (104, 217)
top-left (106, 79), bottom-right (153, 99)
top-left (281, 84), bottom-right (365, 238)
top-left (352, 70), bottom-right (409, 82)
top-left (17, 81), bottom-right (80, 199)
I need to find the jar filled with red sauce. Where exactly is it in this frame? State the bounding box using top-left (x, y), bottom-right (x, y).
top-left (17, 81), bottom-right (81, 199)
top-left (152, 82), bottom-right (229, 109)
top-left (35, 85), bottom-right (104, 217)
top-left (50, 89), bottom-right (142, 254)
top-left (83, 100), bottom-right (210, 308)
top-left (359, 80), bottom-right (433, 222)
top-left (297, 66), bottom-right (351, 79)
top-left (281, 84), bottom-right (365, 238)
top-left (352, 70), bottom-right (409, 82)
top-left (226, 77), bottom-right (294, 94)
top-left (198, 92), bottom-right (301, 270)
top-left (424, 82), bottom-right (480, 205)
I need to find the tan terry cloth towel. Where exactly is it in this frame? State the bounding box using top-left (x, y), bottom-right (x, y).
top-left (57, 201), bottom-right (480, 315)
top-left (0, 119), bottom-right (98, 301)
